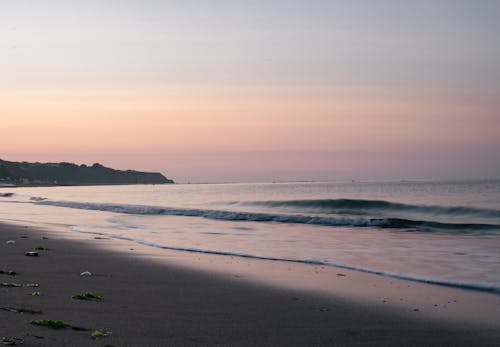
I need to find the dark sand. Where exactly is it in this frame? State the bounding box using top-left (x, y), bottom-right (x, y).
top-left (1, 222), bottom-right (499, 346)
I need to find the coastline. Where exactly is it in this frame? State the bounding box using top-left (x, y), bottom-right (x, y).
top-left (0, 182), bottom-right (174, 188)
top-left (1, 221), bottom-right (500, 346)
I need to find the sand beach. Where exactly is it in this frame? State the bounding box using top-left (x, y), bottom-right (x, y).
top-left (1, 221), bottom-right (499, 346)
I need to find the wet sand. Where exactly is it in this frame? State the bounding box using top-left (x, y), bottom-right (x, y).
top-left (1, 221), bottom-right (499, 346)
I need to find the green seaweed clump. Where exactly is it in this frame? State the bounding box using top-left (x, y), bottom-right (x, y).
top-left (30, 319), bottom-right (71, 329)
top-left (25, 283), bottom-right (39, 288)
top-left (91, 330), bottom-right (112, 338)
top-left (0, 283), bottom-right (21, 287)
top-left (35, 246), bottom-right (46, 250)
top-left (32, 291), bottom-right (41, 296)
top-left (72, 292), bottom-right (102, 301)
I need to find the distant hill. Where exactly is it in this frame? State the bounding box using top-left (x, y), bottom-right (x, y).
top-left (0, 159), bottom-right (174, 186)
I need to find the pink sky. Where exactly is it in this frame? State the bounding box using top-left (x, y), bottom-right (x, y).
top-left (2, 85), bottom-right (499, 182)
top-left (1, 1), bottom-right (499, 182)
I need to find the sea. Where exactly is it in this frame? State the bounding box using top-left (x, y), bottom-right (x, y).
top-left (1, 180), bottom-right (500, 293)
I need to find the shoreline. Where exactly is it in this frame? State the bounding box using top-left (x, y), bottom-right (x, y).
top-left (1, 221), bottom-right (500, 346)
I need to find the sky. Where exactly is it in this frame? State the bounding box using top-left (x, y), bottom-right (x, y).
top-left (1, 0), bottom-right (499, 183)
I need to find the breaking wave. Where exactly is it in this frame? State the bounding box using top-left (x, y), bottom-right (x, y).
top-left (234, 198), bottom-right (500, 218)
top-left (37, 200), bottom-right (500, 232)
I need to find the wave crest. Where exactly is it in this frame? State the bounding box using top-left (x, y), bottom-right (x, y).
top-left (36, 200), bottom-right (500, 232)
top-left (236, 198), bottom-right (500, 218)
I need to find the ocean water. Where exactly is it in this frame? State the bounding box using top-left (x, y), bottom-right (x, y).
top-left (1, 180), bottom-right (500, 293)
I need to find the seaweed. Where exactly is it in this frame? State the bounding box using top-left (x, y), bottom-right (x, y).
top-left (30, 320), bottom-right (71, 329)
top-left (91, 330), bottom-right (112, 338)
top-left (25, 283), bottom-right (39, 288)
top-left (34, 246), bottom-right (46, 251)
top-left (0, 306), bottom-right (42, 314)
top-left (31, 291), bottom-right (41, 296)
top-left (72, 292), bottom-right (102, 301)
top-left (0, 283), bottom-right (21, 287)
top-left (30, 319), bottom-right (90, 331)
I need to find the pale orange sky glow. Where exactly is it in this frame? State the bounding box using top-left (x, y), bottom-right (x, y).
top-left (1, 1), bottom-right (499, 182)
top-left (2, 85), bottom-right (499, 182)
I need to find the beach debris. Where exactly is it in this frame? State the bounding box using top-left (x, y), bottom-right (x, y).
top-left (34, 246), bottom-right (46, 251)
top-left (25, 251), bottom-right (38, 257)
top-left (337, 273), bottom-right (346, 277)
top-left (42, 237), bottom-right (49, 240)
top-left (72, 292), bottom-right (102, 301)
top-left (30, 319), bottom-right (71, 329)
top-left (0, 192), bottom-right (14, 197)
top-left (1, 336), bottom-right (24, 345)
top-left (0, 306), bottom-right (42, 314)
top-left (25, 283), bottom-right (39, 287)
top-left (29, 335), bottom-right (44, 340)
top-left (0, 283), bottom-right (21, 287)
top-left (0, 269), bottom-right (17, 276)
top-left (20, 236), bottom-right (28, 239)
top-left (30, 319), bottom-right (90, 331)
top-left (80, 271), bottom-right (92, 277)
top-left (32, 291), bottom-right (41, 296)
top-left (91, 330), bottom-right (112, 339)
top-left (5, 240), bottom-right (15, 245)
top-left (30, 196), bottom-right (46, 201)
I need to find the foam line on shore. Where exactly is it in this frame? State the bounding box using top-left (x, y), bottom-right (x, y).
top-left (69, 225), bottom-right (500, 294)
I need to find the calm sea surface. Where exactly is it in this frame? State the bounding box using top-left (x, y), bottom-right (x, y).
top-left (2, 180), bottom-right (500, 292)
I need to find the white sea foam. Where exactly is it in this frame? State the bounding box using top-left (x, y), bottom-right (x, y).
top-left (39, 200), bottom-right (500, 232)
top-left (68, 225), bottom-right (500, 294)
top-left (3, 180), bottom-right (498, 295)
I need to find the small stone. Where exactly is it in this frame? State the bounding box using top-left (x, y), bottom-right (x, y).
top-left (80, 271), bottom-right (92, 277)
top-left (6, 240), bottom-right (16, 244)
